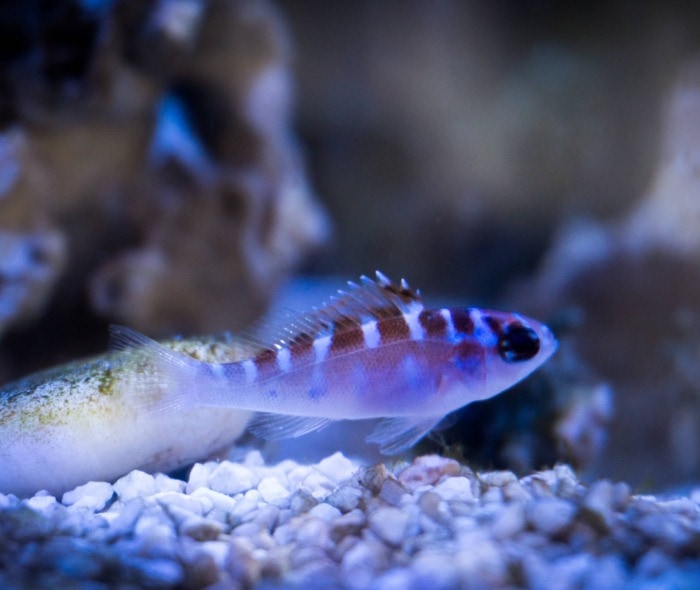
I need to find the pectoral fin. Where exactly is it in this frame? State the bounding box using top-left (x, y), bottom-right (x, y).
top-left (248, 412), bottom-right (335, 440)
top-left (366, 415), bottom-right (444, 455)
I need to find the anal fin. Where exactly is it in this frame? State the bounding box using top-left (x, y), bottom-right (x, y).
top-left (366, 415), bottom-right (444, 455)
top-left (248, 412), bottom-right (334, 440)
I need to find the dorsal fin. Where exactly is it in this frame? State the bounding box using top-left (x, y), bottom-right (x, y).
top-left (242, 271), bottom-right (424, 351)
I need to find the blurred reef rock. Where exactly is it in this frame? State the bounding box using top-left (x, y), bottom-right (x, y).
top-left (0, 0), bottom-right (328, 379)
top-left (510, 59), bottom-right (700, 488)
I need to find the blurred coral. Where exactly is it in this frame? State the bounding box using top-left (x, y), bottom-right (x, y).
top-left (0, 0), bottom-right (328, 365)
top-left (509, 58), bottom-right (700, 487)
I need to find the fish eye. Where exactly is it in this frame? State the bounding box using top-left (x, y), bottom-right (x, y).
top-left (498, 324), bottom-right (540, 362)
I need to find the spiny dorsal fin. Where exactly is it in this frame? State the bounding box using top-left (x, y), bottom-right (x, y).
top-left (241, 271), bottom-right (424, 352)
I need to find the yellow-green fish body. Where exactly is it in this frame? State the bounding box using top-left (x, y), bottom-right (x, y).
top-left (0, 336), bottom-right (253, 497)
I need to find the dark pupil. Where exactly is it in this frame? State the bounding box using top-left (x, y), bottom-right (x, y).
top-left (498, 324), bottom-right (540, 362)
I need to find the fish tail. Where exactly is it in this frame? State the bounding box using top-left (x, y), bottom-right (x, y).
top-left (108, 325), bottom-right (202, 413)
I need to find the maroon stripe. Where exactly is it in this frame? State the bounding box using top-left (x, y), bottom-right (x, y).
top-left (330, 324), bottom-right (365, 352)
top-left (377, 316), bottom-right (410, 343)
top-left (289, 336), bottom-right (314, 360)
top-left (254, 348), bottom-right (277, 365)
top-left (481, 314), bottom-right (504, 336)
top-left (418, 309), bottom-right (448, 338)
top-left (450, 309), bottom-right (475, 336)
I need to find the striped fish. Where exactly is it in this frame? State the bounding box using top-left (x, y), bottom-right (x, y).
top-left (118, 271), bottom-right (557, 454)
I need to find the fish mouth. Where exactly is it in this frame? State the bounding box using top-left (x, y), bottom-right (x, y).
top-left (539, 324), bottom-right (558, 359)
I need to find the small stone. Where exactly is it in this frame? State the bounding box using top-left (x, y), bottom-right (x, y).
top-left (253, 505), bottom-right (280, 530)
top-left (584, 555), bottom-right (627, 590)
top-left (527, 497), bottom-right (576, 536)
top-left (230, 496), bottom-right (259, 522)
top-left (433, 477), bottom-right (475, 502)
top-left (341, 539), bottom-right (390, 575)
top-left (114, 471), bottom-right (157, 502)
top-left (129, 556), bottom-right (184, 586)
top-left (134, 514), bottom-right (177, 545)
top-left (258, 477), bottom-right (290, 507)
top-left (330, 508), bottom-right (367, 543)
top-left (62, 481), bottom-right (114, 511)
top-left (187, 463), bottom-right (215, 494)
top-left (289, 488), bottom-right (318, 514)
top-left (24, 494), bottom-right (58, 515)
top-left (580, 480), bottom-right (616, 533)
top-left (379, 478), bottom-right (407, 507)
top-left (481, 487), bottom-right (504, 504)
top-left (300, 471), bottom-right (337, 498)
top-left (326, 485), bottom-right (362, 513)
top-left (234, 523), bottom-right (264, 541)
top-left (635, 512), bottom-right (691, 549)
top-left (190, 487), bottom-right (238, 513)
top-left (412, 551), bottom-right (459, 590)
top-left (417, 490), bottom-right (447, 522)
top-left (478, 470), bottom-right (518, 488)
top-left (317, 452), bottom-right (358, 483)
top-left (374, 567), bottom-right (414, 590)
top-left (359, 464), bottom-right (391, 494)
top-left (198, 540), bottom-right (231, 569)
top-left (154, 491), bottom-right (205, 516)
top-left (398, 455), bottom-right (461, 492)
top-left (106, 498), bottom-right (144, 536)
top-left (243, 450), bottom-right (266, 468)
top-left (454, 536), bottom-right (506, 582)
top-left (503, 480), bottom-right (532, 502)
top-left (295, 516), bottom-right (332, 549)
top-left (208, 462), bottom-right (257, 495)
top-left (368, 506), bottom-right (410, 546)
top-left (154, 473), bottom-right (186, 494)
top-left (490, 502), bottom-right (526, 540)
top-left (635, 548), bottom-right (674, 577)
top-left (180, 516), bottom-right (223, 541)
top-left (308, 503), bottom-right (342, 522)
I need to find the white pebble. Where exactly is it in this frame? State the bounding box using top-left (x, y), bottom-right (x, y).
top-left (199, 540), bottom-right (231, 569)
top-left (243, 450), bottom-right (265, 468)
top-left (24, 494), bottom-right (57, 515)
top-left (479, 471), bottom-right (518, 487)
top-left (373, 567), bottom-right (414, 590)
top-left (207, 462), bottom-right (257, 495)
top-left (433, 477), bottom-right (475, 502)
top-left (308, 503), bottom-right (342, 522)
top-left (190, 487), bottom-right (238, 513)
top-left (154, 473), bottom-right (186, 494)
top-left (490, 502), bottom-right (526, 540)
top-left (154, 491), bottom-right (205, 516)
top-left (326, 486), bottom-right (363, 512)
top-left (398, 455), bottom-right (461, 492)
top-left (300, 471), bottom-right (337, 498)
top-left (317, 452), bottom-right (358, 483)
top-left (62, 481), bottom-right (114, 511)
top-left (114, 471), bottom-right (156, 502)
top-left (412, 551), bottom-right (459, 589)
top-left (231, 497), bottom-right (259, 520)
top-left (180, 516), bottom-right (223, 541)
top-left (527, 498), bottom-right (576, 536)
top-left (258, 477), bottom-right (291, 507)
top-left (369, 507), bottom-right (410, 546)
top-left (187, 462), bottom-right (215, 493)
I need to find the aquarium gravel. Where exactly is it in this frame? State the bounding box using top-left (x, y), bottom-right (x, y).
top-left (1, 452), bottom-right (699, 589)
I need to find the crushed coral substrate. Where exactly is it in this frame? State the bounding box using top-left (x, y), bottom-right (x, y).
top-left (1, 452), bottom-right (700, 589)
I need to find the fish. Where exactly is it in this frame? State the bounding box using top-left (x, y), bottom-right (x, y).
top-left (0, 271), bottom-right (556, 497)
top-left (0, 336), bottom-right (255, 497)
top-left (114, 271), bottom-right (558, 455)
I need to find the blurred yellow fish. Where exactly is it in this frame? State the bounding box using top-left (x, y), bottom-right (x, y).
top-left (0, 336), bottom-right (254, 497)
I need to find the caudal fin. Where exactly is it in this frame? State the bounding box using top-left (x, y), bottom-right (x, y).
top-left (108, 325), bottom-right (201, 413)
